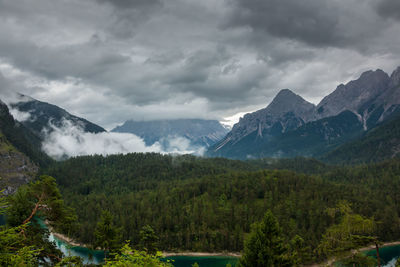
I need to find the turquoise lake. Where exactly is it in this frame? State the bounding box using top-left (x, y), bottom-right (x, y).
top-left (49, 230), bottom-right (239, 266)
top-left (366, 245), bottom-right (400, 267)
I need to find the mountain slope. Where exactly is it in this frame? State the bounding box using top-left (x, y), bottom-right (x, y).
top-left (11, 95), bottom-right (106, 138)
top-left (322, 113), bottom-right (400, 164)
top-left (112, 119), bottom-right (229, 147)
top-left (0, 132), bottom-right (38, 195)
top-left (210, 89), bottom-right (315, 156)
top-left (211, 110), bottom-right (363, 159)
top-left (209, 66), bottom-right (400, 160)
top-left (0, 100), bottom-right (52, 167)
top-left (363, 67), bottom-right (400, 128)
top-left (316, 69), bottom-right (390, 121)
top-left (0, 100), bottom-right (43, 194)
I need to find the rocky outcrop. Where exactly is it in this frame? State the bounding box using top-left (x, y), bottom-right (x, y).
top-left (316, 69), bottom-right (390, 119)
top-left (0, 134), bottom-right (38, 195)
top-left (0, 100), bottom-right (39, 195)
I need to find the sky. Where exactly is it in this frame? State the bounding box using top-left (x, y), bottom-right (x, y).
top-left (1, 0), bottom-right (400, 130)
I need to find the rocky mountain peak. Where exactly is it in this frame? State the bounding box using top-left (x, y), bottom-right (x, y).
top-left (390, 66), bottom-right (400, 88)
top-left (219, 89), bottom-right (316, 148)
top-left (316, 69), bottom-right (390, 118)
top-left (266, 89), bottom-right (315, 117)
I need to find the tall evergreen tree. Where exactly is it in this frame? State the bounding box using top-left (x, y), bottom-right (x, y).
top-left (139, 225), bottom-right (159, 255)
top-left (239, 210), bottom-right (294, 267)
top-left (94, 210), bottom-right (121, 258)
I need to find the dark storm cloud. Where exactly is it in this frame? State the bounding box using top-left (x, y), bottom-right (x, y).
top-left (96, 0), bottom-right (163, 39)
top-left (0, 0), bottom-right (399, 129)
top-left (376, 0), bottom-right (400, 21)
top-left (224, 0), bottom-right (388, 51)
top-left (96, 0), bottom-right (162, 9)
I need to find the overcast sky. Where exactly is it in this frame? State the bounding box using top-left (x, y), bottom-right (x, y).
top-left (0, 0), bottom-right (400, 129)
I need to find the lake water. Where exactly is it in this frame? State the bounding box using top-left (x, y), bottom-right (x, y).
top-left (48, 233), bottom-right (105, 265)
top-left (48, 230), bottom-right (239, 266)
top-left (365, 245), bottom-right (400, 267)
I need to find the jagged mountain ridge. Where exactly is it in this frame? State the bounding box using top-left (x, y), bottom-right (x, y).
top-left (216, 89), bottom-right (316, 150)
top-left (112, 119), bottom-right (229, 148)
top-left (209, 66), bottom-right (400, 159)
top-left (11, 94), bottom-right (106, 138)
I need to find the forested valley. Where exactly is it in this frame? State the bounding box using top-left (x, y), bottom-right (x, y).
top-left (37, 153), bottom-right (400, 265)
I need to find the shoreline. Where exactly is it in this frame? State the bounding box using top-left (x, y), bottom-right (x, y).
top-left (307, 241), bottom-right (400, 267)
top-left (162, 251), bottom-right (241, 258)
top-left (45, 220), bottom-right (91, 248)
top-left (359, 241), bottom-right (400, 252)
top-left (46, 221), bottom-right (241, 258)
top-left (45, 221), bottom-right (400, 265)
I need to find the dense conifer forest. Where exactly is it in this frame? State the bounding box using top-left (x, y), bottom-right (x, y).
top-left (41, 153), bottom-right (400, 264)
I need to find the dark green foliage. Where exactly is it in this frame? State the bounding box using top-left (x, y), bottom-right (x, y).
top-left (1, 175), bottom-right (78, 266)
top-left (94, 210), bottom-right (121, 255)
top-left (139, 225), bottom-right (159, 255)
top-left (238, 211), bottom-right (294, 267)
top-left (317, 202), bottom-right (377, 264)
top-left (104, 242), bottom-right (173, 267)
top-left (43, 152), bottom-right (400, 266)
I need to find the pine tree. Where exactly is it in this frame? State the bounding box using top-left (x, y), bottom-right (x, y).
top-left (94, 210), bottom-right (121, 258)
top-left (238, 210), bottom-right (294, 267)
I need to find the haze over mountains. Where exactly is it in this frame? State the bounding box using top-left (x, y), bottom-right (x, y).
top-left (6, 95), bottom-right (228, 158)
top-left (112, 119), bottom-right (229, 148)
top-left (10, 94), bottom-right (106, 138)
top-left (1, 65), bottom-right (400, 163)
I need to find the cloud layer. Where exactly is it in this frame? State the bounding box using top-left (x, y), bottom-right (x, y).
top-left (41, 119), bottom-right (205, 160)
top-left (0, 0), bottom-right (399, 129)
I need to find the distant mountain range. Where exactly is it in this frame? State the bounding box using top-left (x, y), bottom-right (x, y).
top-left (112, 119), bottom-right (229, 148)
top-left (209, 66), bottom-right (400, 160)
top-left (2, 65), bottom-right (400, 165)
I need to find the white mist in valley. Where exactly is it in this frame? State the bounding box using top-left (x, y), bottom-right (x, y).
top-left (41, 119), bottom-right (205, 160)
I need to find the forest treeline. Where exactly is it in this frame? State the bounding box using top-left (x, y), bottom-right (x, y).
top-left (43, 153), bottom-right (400, 264)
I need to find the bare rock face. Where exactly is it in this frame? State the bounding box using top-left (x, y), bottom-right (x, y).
top-left (0, 136), bottom-right (38, 196)
top-left (316, 69), bottom-right (390, 119)
top-left (361, 67), bottom-right (400, 126)
top-left (389, 66), bottom-right (400, 89)
top-left (216, 89), bottom-right (315, 150)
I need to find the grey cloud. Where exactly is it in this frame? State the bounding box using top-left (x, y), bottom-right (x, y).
top-left (224, 0), bottom-right (389, 51)
top-left (96, 0), bottom-right (162, 9)
top-left (0, 0), bottom-right (400, 130)
top-left (376, 0), bottom-right (400, 21)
